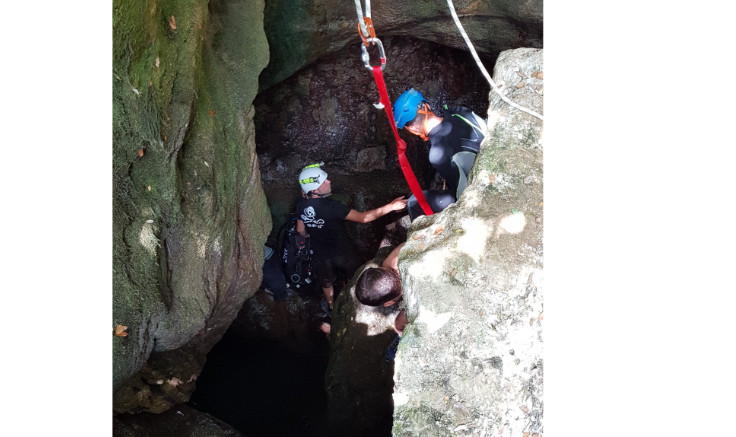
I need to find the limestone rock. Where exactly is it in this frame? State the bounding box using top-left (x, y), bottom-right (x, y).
top-left (260, 0), bottom-right (543, 90)
top-left (113, 0), bottom-right (271, 412)
top-left (392, 47), bottom-right (544, 436)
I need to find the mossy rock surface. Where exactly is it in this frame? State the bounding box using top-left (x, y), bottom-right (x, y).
top-left (113, 0), bottom-right (271, 412)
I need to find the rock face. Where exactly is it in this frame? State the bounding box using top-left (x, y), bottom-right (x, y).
top-left (112, 0), bottom-right (271, 412)
top-left (392, 47), bottom-right (544, 436)
top-left (260, 0), bottom-right (543, 90)
top-left (114, 404), bottom-right (243, 437)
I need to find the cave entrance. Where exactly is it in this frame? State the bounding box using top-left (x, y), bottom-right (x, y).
top-left (188, 36), bottom-right (494, 436)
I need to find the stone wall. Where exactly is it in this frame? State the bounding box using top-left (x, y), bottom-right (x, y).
top-left (112, 0), bottom-right (271, 412)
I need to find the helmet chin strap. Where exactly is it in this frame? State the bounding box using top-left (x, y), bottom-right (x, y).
top-left (416, 103), bottom-right (432, 141)
top-left (309, 190), bottom-right (332, 198)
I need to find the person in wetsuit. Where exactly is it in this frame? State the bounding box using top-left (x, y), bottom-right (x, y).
top-left (393, 88), bottom-right (486, 220)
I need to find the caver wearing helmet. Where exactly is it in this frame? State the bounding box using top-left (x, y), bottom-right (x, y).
top-left (393, 88), bottom-right (485, 212)
top-left (393, 88), bottom-right (429, 129)
top-left (298, 163), bottom-right (331, 197)
top-left (294, 163), bottom-right (408, 311)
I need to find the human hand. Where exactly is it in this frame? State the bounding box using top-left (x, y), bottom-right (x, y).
top-left (389, 196), bottom-right (408, 211)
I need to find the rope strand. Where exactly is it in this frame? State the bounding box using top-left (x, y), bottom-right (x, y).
top-left (446, 0), bottom-right (544, 121)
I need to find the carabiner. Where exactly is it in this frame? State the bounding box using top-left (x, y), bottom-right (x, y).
top-left (357, 17), bottom-right (376, 47)
top-left (360, 37), bottom-right (386, 72)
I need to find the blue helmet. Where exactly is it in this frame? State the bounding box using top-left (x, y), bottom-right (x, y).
top-left (393, 88), bottom-right (427, 129)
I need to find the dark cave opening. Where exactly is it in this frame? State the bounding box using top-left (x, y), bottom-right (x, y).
top-left (187, 36), bottom-right (494, 436)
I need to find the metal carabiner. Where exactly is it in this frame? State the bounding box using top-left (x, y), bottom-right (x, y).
top-left (360, 37), bottom-right (386, 72)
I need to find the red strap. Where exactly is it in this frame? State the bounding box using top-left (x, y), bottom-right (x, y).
top-left (371, 65), bottom-right (433, 216)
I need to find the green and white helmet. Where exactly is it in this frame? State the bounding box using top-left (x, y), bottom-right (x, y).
top-left (298, 163), bottom-right (328, 193)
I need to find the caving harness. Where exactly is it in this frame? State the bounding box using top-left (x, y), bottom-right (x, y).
top-left (354, 0), bottom-right (434, 216)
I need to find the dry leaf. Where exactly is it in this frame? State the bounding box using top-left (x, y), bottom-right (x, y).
top-left (198, 23), bottom-right (202, 30)
top-left (515, 81), bottom-right (525, 89)
top-left (417, 243), bottom-right (425, 251)
top-left (147, 186), bottom-right (152, 191)
top-left (489, 174), bottom-right (497, 184)
top-left (519, 405), bottom-right (529, 414)
top-left (523, 433), bottom-right (530, 437)
top-left (538, 311), bottom-right (544, 321)
top-left (411, 234), bottom-right (424, 240)
top-left (114, 324), bottom-right (128, 337)
top-left (138, 149), bottom-right (144, 157)
top-left (531, 70), bottom-right (543, 80)
top-left (433, 226), bottom-right (444, 235)
top-left (169, 15), bottom-right (177, 30)
top-left (209, 109), bottom-right (214, 117)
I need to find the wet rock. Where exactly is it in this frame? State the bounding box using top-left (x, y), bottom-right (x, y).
top-left (113, 404), bottom-right (243, 437)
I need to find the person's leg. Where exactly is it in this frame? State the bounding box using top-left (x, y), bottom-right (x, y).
top-left (313, 257), bottom-right (335, 309)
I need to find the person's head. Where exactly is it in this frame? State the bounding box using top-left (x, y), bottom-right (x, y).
top-left (393, 88), bottom-right (437, 140)
top-left (355, 267), bottom-right (403, 306)
top-left (299, 163), bottom-right (332, 197)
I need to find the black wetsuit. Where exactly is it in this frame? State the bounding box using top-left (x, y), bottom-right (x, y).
top-left (427, 106), bottom-right (483, 195)
top-left (408, 106), bottom-right (484, 220)
top-left (296, 197), bottom-right (361, 288)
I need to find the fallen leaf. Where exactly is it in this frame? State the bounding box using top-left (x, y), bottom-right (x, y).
top-left (538, 311), bottom-right (544, 321)
top-left (198, 23), bottom-right (202, 30)
top-left (531, 70), bottom-right (543, 80)
top-left (417, 243), bottom-right (425, 251)
top-left (519, 405), bottom-right (529, 414)
top-left (169, 15), bottom-right (176, 30)
top-left (411, 234), bottom-right (424, 240)
top-left (523, 433), bottom-right (530, 437)
top-left (489, 174), bottom-right (497, 184)
top-left (147, 186), bottom-right (152, 191)
top-left (209, 109), bottom-right (214, 117)
top-left (114, 324), bottom-right (128, 337)
top-left (515, 81), bottom-right (525, 89)
top-left (155, 56), bottom-right (160, 68)
top-left (433, 226), bottom-right (444, 235)
top-left (138, 149), bottom-right (144, 158)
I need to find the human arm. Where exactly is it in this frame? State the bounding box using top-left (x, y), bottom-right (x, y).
top-left (394, 309), bottom-right (408, 335)
top-left (344, 196), bottom-right (408, 224)
top-left (296, 219), bottom-right (309, 237)
top-left (381, 242), bottom-right (405, 272)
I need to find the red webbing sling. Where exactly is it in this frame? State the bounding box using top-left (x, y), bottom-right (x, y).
top-left (370, 65), bottom-right (433, 216)
top-left (355, 9), bottom-right (433, 216)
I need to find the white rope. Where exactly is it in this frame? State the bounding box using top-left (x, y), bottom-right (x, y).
top-left (446, 0), bottom-right (543, 121)
top-left (354, 0), bottom-right (371, 37)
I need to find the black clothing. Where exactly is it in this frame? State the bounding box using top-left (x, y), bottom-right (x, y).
top-left (262, 249), bottom-right (288, 301)
top-left (296, 197), bottom-right (361, 287)
top-left (407, 189), bottom-right (456, 222)
top-left (427, 107), bottom-right (483, 196)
